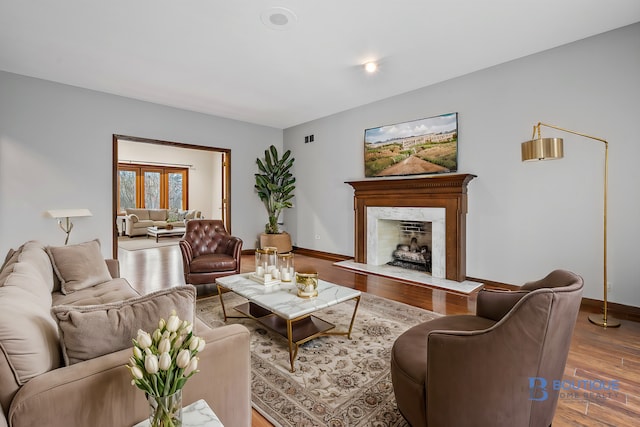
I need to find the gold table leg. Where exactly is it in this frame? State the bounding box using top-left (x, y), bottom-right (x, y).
top-left (216, 284), bottom-right (229, 321)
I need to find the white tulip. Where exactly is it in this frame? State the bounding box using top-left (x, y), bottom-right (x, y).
top-left (183, 356), bottom-right (198, 377)
top-left (176, 349), bottom-right (191, 369)
top-left (197, 337), bottom-right (205, 352)
top-left (189, 337), bottom-right (200, 352)
top-left (152, 328), bottom-right (162, 342)
top-left (133, 346), bottom-right (143, 360)
top-left (184, 323), bottom-right (193, 335)
top-left (166, 312), bottom-right (181, 332)
top-left (130, 365), bottom-right (144, 380)
top-left (144, 354), bottom-right (159, 374)
top-left (158, 318), bottom-right (166, 330)
top-left (173, 336), bottom-right (185, 350)
top-left (158, 352), bottom-right (172, 371)
top-left (158, 338), bottom-right (171, 354)
top-left (136, 330), bottom-right (152, 350)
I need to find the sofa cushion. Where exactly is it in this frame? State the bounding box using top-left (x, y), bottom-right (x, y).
top-left (47, 239), bottom-right (113, 294)
top-left (52, 278), bottom-right (140, 306)
top-left (133, 219), bottom-right (154, 228)
top-left (0, 246), bottom-right (22, 287)
top-left (190, 254), bottom-right (237, 273)
top-left (52, 285), bottom-right (196, 365)
top-left (3, 262), bottom-right (53, 311)
top-left (126, 208), bottom-right (150, 220)
top-left (16, 241), bottom-right (56, 292)
top-left (149, 209), bottom-right (168, 221)
top-left (0, 285), bottom-right (61, 387)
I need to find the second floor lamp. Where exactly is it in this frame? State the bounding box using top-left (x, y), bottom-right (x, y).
top-left (521, 122), bottom-right (619, 328)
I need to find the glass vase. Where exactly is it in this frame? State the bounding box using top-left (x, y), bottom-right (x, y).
top-left (148, 389), bottom-right (182, 427)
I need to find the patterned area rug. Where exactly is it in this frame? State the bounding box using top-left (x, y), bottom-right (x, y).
top-left (196, 292), bottom-right (440, 426)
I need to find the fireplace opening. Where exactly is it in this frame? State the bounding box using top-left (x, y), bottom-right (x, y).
top-left (387, 221), bottom-right (432, 272)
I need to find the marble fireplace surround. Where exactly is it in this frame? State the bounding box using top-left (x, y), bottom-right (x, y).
top-left (346, 174), bottom-right (476, 282)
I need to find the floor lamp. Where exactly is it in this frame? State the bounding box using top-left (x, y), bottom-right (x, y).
top-left (46, 208), bottom-right (93, 245)
top-left (521, 122), bottom-right (620, 328)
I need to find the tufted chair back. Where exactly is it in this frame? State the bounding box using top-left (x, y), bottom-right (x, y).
top-left (183, 220), bottom-right (232, 258)
top-left (179, 220), bottom-right (243, 296)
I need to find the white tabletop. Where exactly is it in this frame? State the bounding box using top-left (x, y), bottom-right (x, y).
top-left (133, 399), bottom-right (223, 427)
top-left (216, 273), bottom-right (361, 320)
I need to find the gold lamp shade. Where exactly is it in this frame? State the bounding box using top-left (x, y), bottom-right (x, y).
top-left (521, 137), bottom-right (564, 161)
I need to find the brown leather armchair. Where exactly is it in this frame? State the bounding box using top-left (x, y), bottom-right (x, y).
top-left (179, 220), bottom-right (242, 296)
top-left (391, 269), bottom-right (584, 427)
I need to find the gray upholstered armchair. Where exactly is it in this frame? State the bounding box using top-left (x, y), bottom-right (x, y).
top-left (179, 220), bottom-right (242, 296)
top-left (391, 269), bottom-right (584, 427)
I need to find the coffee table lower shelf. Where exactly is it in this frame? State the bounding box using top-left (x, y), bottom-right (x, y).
top-left (234, 302), bottom-right (336, 343)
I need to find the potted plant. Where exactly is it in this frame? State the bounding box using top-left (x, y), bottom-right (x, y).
top-left (255, 145), bottom-right (295, 253)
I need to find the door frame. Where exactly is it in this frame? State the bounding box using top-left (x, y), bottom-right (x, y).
top-left (112, 134), bottom-right (231, 258)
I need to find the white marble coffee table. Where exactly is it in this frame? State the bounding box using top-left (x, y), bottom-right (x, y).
top-left (146, 226), bottom-right (185, 243)
top-left (216, 273), bottom-right (361, 372)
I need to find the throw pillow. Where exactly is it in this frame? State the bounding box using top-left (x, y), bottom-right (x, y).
top-left (52, 285), bottom-right (196, 365)
top-left (167, 209), bottom-right (179, 222)
top-left (177, 210), bottom-right (188, 221)
top-left (46, 239), bottom-right (112, 295)
top-left (0, 285), bottom-right (61, 385)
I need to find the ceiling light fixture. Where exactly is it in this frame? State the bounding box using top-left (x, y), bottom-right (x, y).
top-left (260, 7), bottom-right (298, 31)
top-left (364, 62), bottom-right (378, 73)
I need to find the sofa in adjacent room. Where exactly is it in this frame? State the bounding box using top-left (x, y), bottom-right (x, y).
top-left (124, 208), bottom-right (202, 236)
top-left (0, 239), bottom-right (251, 427)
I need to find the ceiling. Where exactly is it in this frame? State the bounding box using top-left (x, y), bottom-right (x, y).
top-left (1, 1), bottom-right (639, 129)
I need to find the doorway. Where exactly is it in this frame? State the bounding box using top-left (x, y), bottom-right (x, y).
top-left (112, 135), bottom-right (231, 258)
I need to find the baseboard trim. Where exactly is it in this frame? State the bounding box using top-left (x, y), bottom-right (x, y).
top-left (580, 297), bottom-right (640, 323)
top-left (291, 247), bottom-right (351, 262)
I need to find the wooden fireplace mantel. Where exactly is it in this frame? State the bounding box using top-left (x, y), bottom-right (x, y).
top-left (346, 173), bottom-right (476, 282)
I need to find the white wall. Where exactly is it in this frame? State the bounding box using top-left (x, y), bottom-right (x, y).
top-left (283, 23), bottom-right (640, 307)
top-left (0, 71), bottom-right (282, 256)
top-left (118, 140), bottom-right (222, 219)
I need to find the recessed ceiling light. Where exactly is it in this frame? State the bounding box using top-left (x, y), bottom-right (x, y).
top-left (260, 7), bottom-right (298, 31)
top-left (364, 62), bottom-right (378, 73)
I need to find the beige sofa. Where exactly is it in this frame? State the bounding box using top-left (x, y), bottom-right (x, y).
top-left (0, 240), bottom-right (251, 427)
top-left (124, 208), bottom-right (202, 236)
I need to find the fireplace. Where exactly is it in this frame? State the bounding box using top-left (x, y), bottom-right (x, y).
top-left (346, 174), bottom-right (476, 282)
top-left (386, 220), bottom-right (432, 272)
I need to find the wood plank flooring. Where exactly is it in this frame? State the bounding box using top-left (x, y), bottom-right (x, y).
top-left (118, 245), bottom-right (640, 427)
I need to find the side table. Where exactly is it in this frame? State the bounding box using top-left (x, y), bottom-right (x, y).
top-left (133, 399), bottom-right (223, 427)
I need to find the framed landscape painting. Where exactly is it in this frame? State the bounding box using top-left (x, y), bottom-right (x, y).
top-left (364, 112), bottom-right (458, 177)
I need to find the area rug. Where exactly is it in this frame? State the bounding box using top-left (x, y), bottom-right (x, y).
top-left (117, 236), bottom-right (182, 251)
top-left (196, 292), bottom-right (441, 426)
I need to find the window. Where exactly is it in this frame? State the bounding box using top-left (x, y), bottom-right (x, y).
top-left (117, 164), bottom-right (188, 212)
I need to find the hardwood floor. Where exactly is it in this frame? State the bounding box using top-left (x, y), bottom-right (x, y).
top-left (118, 245), bottom-right (640, 427)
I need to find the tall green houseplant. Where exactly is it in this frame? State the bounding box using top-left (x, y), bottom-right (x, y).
top-left (255, 145), bottom-right (296, 234)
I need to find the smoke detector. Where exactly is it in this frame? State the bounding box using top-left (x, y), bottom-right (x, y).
top-left (260, 7), bottom-right (298, 31)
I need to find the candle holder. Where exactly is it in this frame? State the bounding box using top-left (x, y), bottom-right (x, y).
top-left (278, 253), bottom-right (295, 282)
top-left (252, 247), bottom-right (280, 285)
top-left (295, 271), bottom-right (318, 298)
